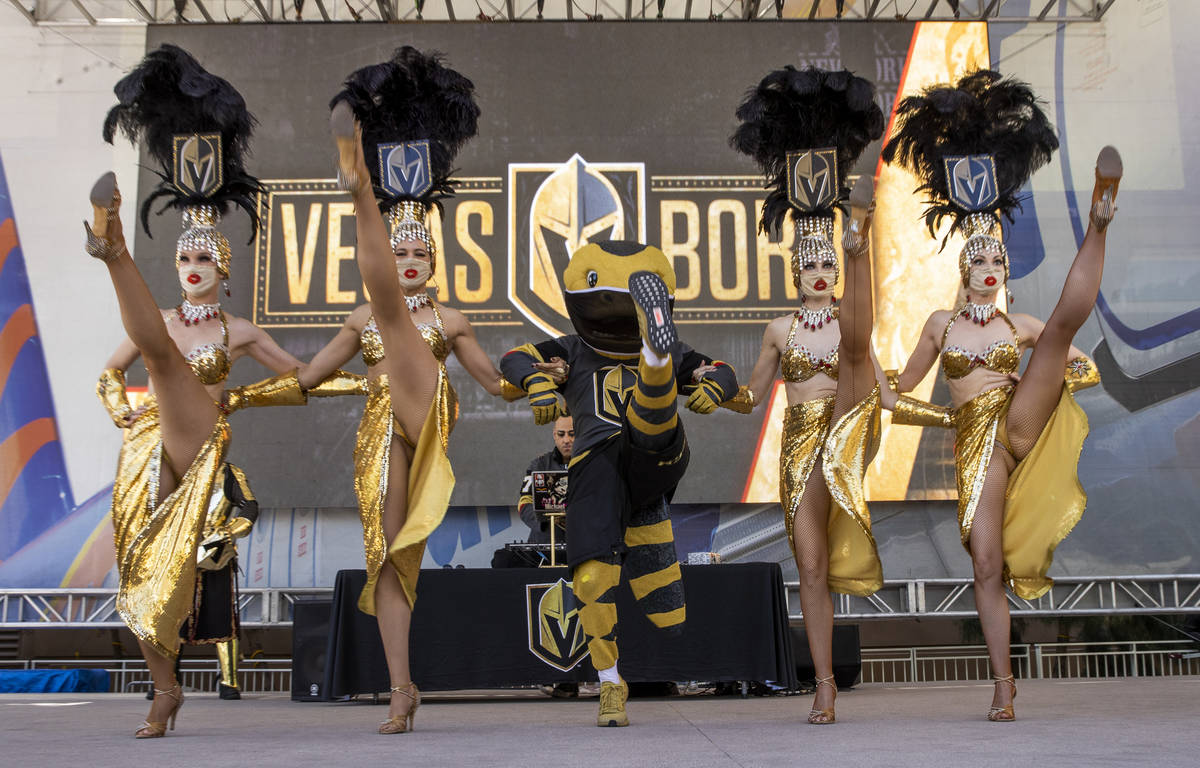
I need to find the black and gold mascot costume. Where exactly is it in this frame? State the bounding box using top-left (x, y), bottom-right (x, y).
top-left (501, 241), bottom-right (738, 727)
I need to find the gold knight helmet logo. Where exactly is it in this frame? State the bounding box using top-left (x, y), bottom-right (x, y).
top-left (526, 578), bottom-right (589, 671)
top-left (508, 155), bottom-right (645, 337)
top-left (786, 147), bottom-right (839, 213)
top-left (172, 133), bottom-right (223, 197)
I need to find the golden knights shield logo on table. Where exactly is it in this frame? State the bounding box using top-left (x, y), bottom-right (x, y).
top-left (172, 133), bottom-right (223, 197)
top-left (526, 578), bottom-right (589, 671)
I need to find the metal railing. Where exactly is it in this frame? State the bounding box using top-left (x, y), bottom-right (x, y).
top-left (0, 657), bottom-right (292, 694)
top-left (860, 640), bottom-right (1200, 684)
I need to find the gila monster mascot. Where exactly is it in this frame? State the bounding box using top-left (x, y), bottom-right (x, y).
top-left (501, 240), bottom-right (738, 727)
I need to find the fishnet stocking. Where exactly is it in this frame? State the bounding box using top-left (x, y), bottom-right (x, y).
top-left (793, 458), bottom-right (835, 709)
top-left (969, 446), bottom-right (1015, 701)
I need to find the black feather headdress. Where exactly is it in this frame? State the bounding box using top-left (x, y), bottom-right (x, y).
top-left (731, 66), bottom-right (885, 235)
top-left (330, 46), bottom-right (480, 214)
top-left (103, 44), bottom-right (263, 243)
top-left (881, 69), bottom-right (1058, 238)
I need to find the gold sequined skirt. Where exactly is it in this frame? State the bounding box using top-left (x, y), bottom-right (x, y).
top-left (355, 370), bottom-right (457, 615)
top-left (110, 397), bottom-right (231, 659)
top-left (953, 384), bottom-right (1089, 599)
top-left (822, 386), bottom-right (884, 597)
top-left (779, 396), bottom-right (835, 549)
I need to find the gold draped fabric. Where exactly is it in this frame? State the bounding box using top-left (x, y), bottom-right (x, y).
top-left (822, 386), bottom-right (884, 596)
top-left (110, 396), bottom-right (230, 659)
top-left (355, 370), bottom-right (457, 615)
top-left (952, 384), bottom-right (1089, 599)
top-left (779, 396), bottom-right (834, 555)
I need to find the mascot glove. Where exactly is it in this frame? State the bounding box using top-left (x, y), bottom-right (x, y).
top-left (526, 374), bottom-right (565, 425)
top-left (686, 377), bottom-right (724, 415)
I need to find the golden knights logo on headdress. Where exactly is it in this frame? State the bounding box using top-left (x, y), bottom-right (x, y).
top-left (943, 154), bottom-right (999, 211)
top-left (508, 155), bottom-right (645, 337)
top-left (786, 148), bottom-right (839, 212)
top-left (526, 578), bottom-right (589, 671)
top-left (172, 133), bottom-right (223, 197)
top-left (378, 140), bottom-right (433, 198)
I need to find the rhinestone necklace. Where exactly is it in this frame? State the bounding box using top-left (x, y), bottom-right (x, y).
top-left (797, 302), bottom-right (838, 331)
top-left (961, 301), bottom-right (999, 326)
top-left (177, 299), bottom-right (220, 327)
top-left (406, 293), bottom-right (432, 312)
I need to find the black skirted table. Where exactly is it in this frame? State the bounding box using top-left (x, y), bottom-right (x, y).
top-left (322, 564), bottom-right (795, 696)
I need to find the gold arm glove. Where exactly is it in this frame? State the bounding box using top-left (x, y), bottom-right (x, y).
top-left (96, 368), bottom-right (132, 427)
top-left (892, 394), bottom-right (953, 429)
top-left (499, 376), bottom-right (526, 402)
top-left (225, 369), bottom-right (308, 413)
top-left (720, 386), bottom-right (756, 414)
top-left (306, 369), bottom-right (369, 397)
top-left (1065, 356), bottom-right (1101, 393)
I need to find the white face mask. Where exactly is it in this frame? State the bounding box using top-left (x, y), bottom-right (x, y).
top-left (967, 257), bottom-right (1006, 298)
top-left (178, 263), bottom-right (219, 298)
top-left (395, 257), bottom-right (432, 291)
top-left (799, 266), bottom-right (837, 300)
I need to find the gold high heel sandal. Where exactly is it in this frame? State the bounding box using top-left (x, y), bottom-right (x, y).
top-left (330, 102), bottom-right (367, 196)
top-left (986, 674), bottom-right (1017, 722)
top-left (808, 675), bottom-right (837, 725)
top-left (135, 683), bottom-right (184, 739)
top-left (84, 171), bottom-right (128, 263)
top-left (1090, 145), bottom-right (1123, 232)
top-left (378, 682), bottom-right (420, 734)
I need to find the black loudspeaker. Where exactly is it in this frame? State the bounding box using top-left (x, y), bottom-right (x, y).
top-left (790, 624), bottom-right (861, 689)
top-left (291, 598), bottom-right (333, 701)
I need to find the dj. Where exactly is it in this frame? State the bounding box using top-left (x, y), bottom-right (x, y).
top-left (518, 415), bottom-right (575, 545)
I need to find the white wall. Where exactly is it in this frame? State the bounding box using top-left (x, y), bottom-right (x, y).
top-left (0, 11), bottom-right (146, 502)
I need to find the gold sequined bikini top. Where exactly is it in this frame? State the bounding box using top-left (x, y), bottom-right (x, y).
top-left (180, 311), bottom-right (230, 386)
top-left (360, 303), bottom-right (450, 367)
top-left (941, 311), bottom-right (1021, 380)
top-left (781, 313), bottom-right (839, 383)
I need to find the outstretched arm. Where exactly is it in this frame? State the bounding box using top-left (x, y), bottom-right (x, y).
top-left (298, 315), bottom-right (363, 391)
top-left (231, 318), bottom-right (306, 376)
top-left (445, 309), bottom-right (502, 396)
top-left (743, 320), bottom-right (784, 410)
top-left (896, 312), bottom-right (945, 393)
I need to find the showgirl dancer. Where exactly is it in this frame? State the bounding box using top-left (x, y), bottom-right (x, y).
top-left (324, 47), bottom-right (495, 734)
top-left (731, 66), bottom-right (886, 724)
top-left (89, 45), bottom-right (312, 737)
top-left (881, 70), bottom-right (1118, 720)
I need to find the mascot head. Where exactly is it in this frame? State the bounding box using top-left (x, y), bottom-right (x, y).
top-left (562, 240), bottom-right (675, 355)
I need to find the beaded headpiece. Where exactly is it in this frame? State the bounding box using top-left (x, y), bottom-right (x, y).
top-left (387, 200), bottom-right (437, 267)
top-left (731, 66), bottom-right (885, 292)
top-left (103, 45), bottom-right (263, 280)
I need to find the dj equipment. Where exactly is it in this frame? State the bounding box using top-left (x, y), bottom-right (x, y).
top-left (291, 598), bottom-right (333, 701)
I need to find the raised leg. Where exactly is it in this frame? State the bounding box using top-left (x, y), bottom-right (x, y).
top-left (1006, 148), bottom-right (1120, 458)
top-left (968, 452), bottom-right (1016, 719)
top-left (834, 178), bottom-right (876, 420)
top-left (792, 458), bottom-right (836, 722)
top-left (330, 103), bottom-right (438, 441)
top-left (87, 173), bottom-right (216, 499)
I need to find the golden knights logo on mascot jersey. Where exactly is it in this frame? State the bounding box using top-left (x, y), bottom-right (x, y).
top-left (508, 154), bottom-right (646, 337)
top-left (526, 578), bottom-right (589, 671)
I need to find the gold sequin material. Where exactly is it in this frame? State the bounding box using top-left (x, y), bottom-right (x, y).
top-left (821, 386), bottom-right (884, 597)
top-left (950, 384), bottom-right (1089, 600)
top-left (779, 395), bottom-right (834, 552)
top-left (183, 311), bottom-right (231, 385)
top-left (355, 367), bottom-right (458, 615)
top-left (940, 310), bottom-right (1020, 380)
top-left (109, 396), bottom-right (230, 659)
top-left (224, 369), bottom-right (306, 412)
top-left (781, 314), bottom-right (839, 383)
top-left (97, 367), bottom-right (132, 427)
top-left (361, 305), bottom-right (450, 368)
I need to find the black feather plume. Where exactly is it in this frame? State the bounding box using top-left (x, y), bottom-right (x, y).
top-left (731, 66), bottom-right (885, 234)
top-left (881, 69), bottom-right (1058, 236)
top-left (330, 46), bottom-right (480, 213)
top-left (103, 44), bottom-right (263, 240)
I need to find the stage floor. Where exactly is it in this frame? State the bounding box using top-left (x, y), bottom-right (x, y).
top-left (4, 678), bottom-right (1198, 766)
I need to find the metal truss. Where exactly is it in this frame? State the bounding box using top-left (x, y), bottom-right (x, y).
top-left (2, 572), bottom-right (1196, 628)
top-left (5, 0), bottom-right (1116, 26)
top-left (789, 574), bottom-right (1200, 622)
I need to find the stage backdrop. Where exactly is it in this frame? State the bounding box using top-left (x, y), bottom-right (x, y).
top-left (2, 7), bottom-right (1198, 590)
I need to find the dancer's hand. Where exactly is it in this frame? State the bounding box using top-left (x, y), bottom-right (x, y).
top-left (532, 357), bottom-right (570, 385)
top-left (122, 404), bottom-right (149, 427)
